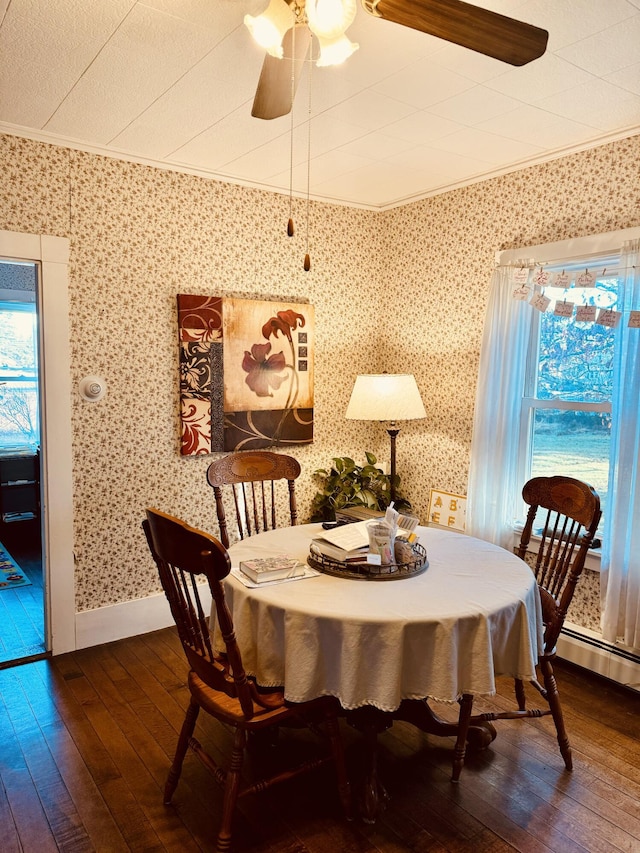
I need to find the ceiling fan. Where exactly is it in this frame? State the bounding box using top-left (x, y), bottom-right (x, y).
top-left (246, 0), bottom-right (548, 120)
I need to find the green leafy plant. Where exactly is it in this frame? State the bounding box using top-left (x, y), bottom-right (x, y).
top-left (310, 451), bottom-right (411, 522)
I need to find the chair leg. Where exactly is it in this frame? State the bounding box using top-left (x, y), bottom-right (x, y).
top-left (216, 727), bottom-right (246, 853)
top-left (514, 677), bottom-right (526, 711)
top-left (452, 693), bottom-right (474, 783)
top-left (165, 698), bottom-right (200, 804)
top-left (540, 658), bottom-right (572, 770)
top-left (324, 708), bottom-right (352, 820)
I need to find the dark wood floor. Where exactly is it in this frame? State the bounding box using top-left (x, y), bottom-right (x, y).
top-left (1, 628), bottom-right (639, 853)
top-left (0, 518), bottom-right (46, 667)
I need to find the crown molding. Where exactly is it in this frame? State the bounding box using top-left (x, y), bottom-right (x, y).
top-left (2, 121), bottom-right (639, 214)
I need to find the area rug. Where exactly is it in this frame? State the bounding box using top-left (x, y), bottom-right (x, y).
top-left (0, 542), bottom-right (31, 589)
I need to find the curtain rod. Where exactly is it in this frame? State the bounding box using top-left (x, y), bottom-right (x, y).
top-left (495, 227), bottom-right (640, 268)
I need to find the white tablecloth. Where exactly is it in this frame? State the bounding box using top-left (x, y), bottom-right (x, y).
top-left (218, 524), bottom-right (543, 712)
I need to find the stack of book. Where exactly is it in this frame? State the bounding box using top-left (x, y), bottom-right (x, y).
top-left (311, 515), bottom-right (421, 564)
top-left (310, 540), bottom-right (369, 563)
top-left (239, 555), bottom-right (305, 584)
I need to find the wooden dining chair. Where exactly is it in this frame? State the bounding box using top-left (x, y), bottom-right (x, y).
top-left (143, 508), bottom-right (351, 852)
top-left (451, 475), bottom-right (601, 782)
top-left (206, 450), bottom-right (301, 548)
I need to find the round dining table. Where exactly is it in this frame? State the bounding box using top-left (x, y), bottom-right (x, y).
top-left (218, 524), bottom-right (543, 822)
top-left (221, 522), bottom-right (543, 709)
top-left (218, 522), bottom-right (544, 820)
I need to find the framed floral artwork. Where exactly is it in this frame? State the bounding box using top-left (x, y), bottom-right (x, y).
top-left (178, 294), bottom-right (314, 454)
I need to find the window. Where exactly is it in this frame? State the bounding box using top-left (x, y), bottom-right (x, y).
top-left (467, 226), bottom-right (640, 549)
top-left (519, 259), bottom-right (619, 530)
top-left (0, 299), bottom-right (40, 450)
top-left (467, 227), bottom-right (640, 649)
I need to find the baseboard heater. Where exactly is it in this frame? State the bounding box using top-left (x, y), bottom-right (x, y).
top-left (558, 623), bottom-right (640, 693)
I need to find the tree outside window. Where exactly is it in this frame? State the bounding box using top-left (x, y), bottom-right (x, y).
top-left (0, 302), bottom-right (39, 449)
top-left (522, 274), bottom-right (617, 530)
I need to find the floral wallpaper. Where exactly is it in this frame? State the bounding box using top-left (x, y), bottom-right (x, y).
top-left (1, 130), bottom-right (639, 634)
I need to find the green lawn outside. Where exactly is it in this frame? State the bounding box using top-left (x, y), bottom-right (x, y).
top-left (531, 431), bottom-right (610, 522)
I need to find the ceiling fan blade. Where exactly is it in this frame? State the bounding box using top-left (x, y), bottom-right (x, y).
top-left (251, 24), bottom-right (312, 120)
top-left (362, 0), bottom-right (548, 66)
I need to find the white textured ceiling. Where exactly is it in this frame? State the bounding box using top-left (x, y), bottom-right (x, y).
top-left (1, 0), bottom-right (639, 209)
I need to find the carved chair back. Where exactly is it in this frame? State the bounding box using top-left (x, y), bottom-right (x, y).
top-left (143, 507), bottom-right (255, 716)
top-left (206, 450), bottom-right (301, 548)
top-left (516, 475), bottom-right (601, 655)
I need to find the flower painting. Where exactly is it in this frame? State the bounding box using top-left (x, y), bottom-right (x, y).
top-left (178, 295), bottom-right (314, 454)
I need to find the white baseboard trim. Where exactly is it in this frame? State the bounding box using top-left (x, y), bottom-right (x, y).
top-left (558, 622), bottom-right (640, 691)
top-left (75, 587), bottom-right (212, 650)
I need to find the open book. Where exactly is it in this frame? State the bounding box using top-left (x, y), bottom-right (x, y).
top-left (312, 515), bottom-right (419, 560)
top-left (314, 520), bottom-right (371, 552)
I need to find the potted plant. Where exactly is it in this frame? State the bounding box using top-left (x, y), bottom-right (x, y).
top-left (309, 451), bottom-right (411, 522)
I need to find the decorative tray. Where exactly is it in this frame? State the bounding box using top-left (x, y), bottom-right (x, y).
top-left (307, 542), bottom-right (428, 581)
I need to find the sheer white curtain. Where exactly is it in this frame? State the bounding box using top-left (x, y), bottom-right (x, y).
top-left (466, 265), bottom-right (531, 549)
top-left (601, 239), bottom-right (640, 647)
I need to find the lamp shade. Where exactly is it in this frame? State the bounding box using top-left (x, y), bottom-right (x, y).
top-left (345, 374), bottom-right (426, 422)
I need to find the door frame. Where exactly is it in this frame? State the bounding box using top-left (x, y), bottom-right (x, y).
top-left (0, 229), bottom-right (75, 654)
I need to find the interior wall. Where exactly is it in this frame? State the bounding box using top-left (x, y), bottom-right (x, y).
top-left (378, 133), bottom-right (640, 630)
top-left (2, 130), bottom-right (640, 633)
top-left (0, 133), bottom-right (388, 612)
top-left (378, 134), bottom-right (640, 514)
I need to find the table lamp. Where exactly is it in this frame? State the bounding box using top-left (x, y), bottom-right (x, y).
top-left (345, 373), bottom-right (426, 504)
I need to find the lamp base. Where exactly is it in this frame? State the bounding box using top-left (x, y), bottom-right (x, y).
top-left (387, 425), bottom-right (400, 505)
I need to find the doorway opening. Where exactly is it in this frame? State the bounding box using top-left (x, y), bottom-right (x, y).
top-left (0, 259), bottom-right (46, 667)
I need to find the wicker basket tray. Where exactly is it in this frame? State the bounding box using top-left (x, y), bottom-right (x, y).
top-left (307, 542), bottom-right (428, 581)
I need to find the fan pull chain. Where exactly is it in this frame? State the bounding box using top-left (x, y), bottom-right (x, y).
top-left (68, 148), bottom-right (73, 233)
top-left (303, 41), bottom-right (312, 272)
top-left (287, 21), bottom-right (296, 238)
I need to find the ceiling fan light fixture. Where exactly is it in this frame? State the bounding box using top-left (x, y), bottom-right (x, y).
top-left (306, 0), bottom-right (359, 66)
top-left (306, 0), bottom-right (357, 37)
top-left (244, 0), bottom-right (294, 58)
top-left (315, 32), bottom-right (359, 66)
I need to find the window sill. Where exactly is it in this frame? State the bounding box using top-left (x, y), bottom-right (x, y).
top-left (512, 527), bottom-right (602, 573)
